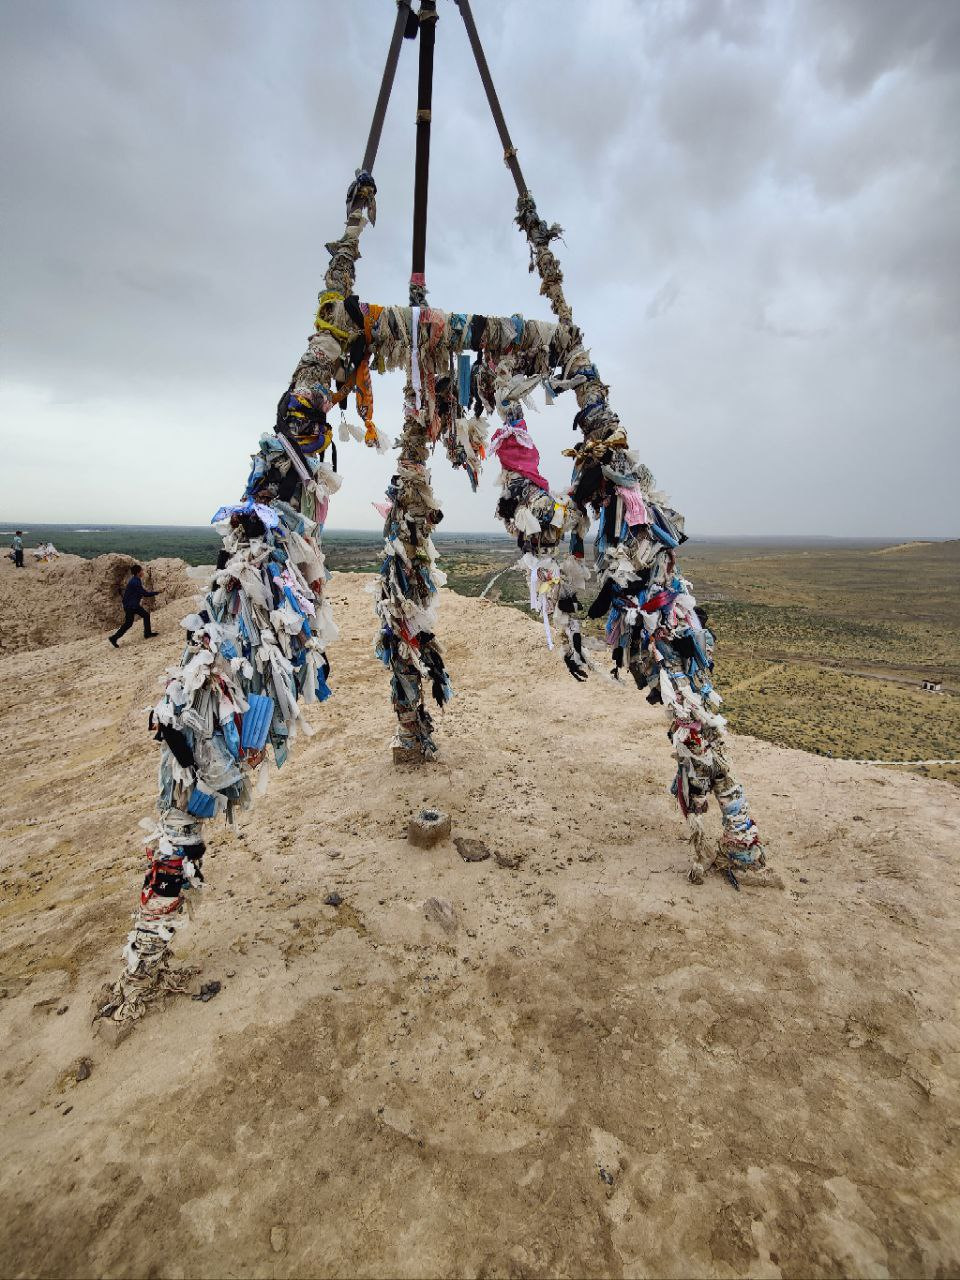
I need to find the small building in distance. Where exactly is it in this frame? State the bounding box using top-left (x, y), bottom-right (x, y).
top-left (921, 678), bottom-right (943, 693)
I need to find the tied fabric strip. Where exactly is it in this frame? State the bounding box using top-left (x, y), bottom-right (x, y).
top-left (411, 306), bottom-right (422, 409)
top-left (490, 420), bottom-right (551, 491)
top-left (541, 594), bottom-right (553, 649)
top-left (619, 486), bottom-right (648, 527)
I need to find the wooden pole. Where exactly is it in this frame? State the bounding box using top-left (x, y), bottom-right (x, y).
top-left (453, 0), bottom-right (528, 198)
top-left (410, 0), bottom-right (437, 303)
top-left (361, 0), bottom-right (414, 175)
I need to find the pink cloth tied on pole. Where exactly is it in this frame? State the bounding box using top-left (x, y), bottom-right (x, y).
top-left (618, 485), bottom-right (648, 527)
top-left (490, 420), bottom-right (551, 491)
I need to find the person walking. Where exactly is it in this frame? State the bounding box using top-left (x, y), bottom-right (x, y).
top-left (12, 531), bottom-right (24, 568)
top-left (109, 564), bottom-right (160, 646)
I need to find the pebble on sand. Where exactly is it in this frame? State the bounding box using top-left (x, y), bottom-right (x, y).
top-left (454, 837), bottom-right (491, 863)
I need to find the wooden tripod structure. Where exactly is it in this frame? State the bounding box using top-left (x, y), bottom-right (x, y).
top-left (100, 1), bottom-right (770, 1027)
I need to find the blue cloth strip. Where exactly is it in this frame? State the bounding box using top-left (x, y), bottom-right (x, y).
top-left (241, 694), bottom-right (274, 750)
top-left (457, 353), bottom-right (472, 407)
top-left (187, 788), bottom-right (217, 818)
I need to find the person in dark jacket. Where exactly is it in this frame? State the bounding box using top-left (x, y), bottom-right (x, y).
top-left (109, 565), bottom-right (160, 646)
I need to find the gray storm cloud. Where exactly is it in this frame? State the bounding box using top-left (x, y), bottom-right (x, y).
top-left (1, 0), bottom-right (957, 536)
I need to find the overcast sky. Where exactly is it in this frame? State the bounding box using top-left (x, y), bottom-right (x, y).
top-left (2, 0), bottom-right (958, 536)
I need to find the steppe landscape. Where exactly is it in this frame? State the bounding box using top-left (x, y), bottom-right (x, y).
top-left (1, 552), bottom-right (958, 1278)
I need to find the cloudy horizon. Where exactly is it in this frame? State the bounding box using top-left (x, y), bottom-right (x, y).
top-left (2, 0), bottom-right (958, 538)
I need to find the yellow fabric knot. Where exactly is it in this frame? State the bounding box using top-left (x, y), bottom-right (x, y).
top-left (314, 290), bottom-right (350, 340)
top-left (287, 393), bottom-right (311, 421)
top-left (364, 423), bottom-right (378, 448)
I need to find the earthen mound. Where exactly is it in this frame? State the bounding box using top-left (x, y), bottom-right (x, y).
top-left (0, 553), bottom-right (194, 654)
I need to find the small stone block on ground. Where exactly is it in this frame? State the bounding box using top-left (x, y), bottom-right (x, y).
top-left (393, 745), bottom-right (423, 766)
top-left (737, 866), bottom-right (785, 890)
top-left (408, 809), bottom-right (452, 847)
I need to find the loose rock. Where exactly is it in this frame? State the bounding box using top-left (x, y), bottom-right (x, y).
top-left (494, 849), bottom-right (523, 870)
top-left (423, 897), bottom-right (458, 935)
top-left (324, 892), bottom-right (343, 907)
top-left (94, 1018), bottom-right (133, 1049)
top-left (454, 837), bottom-right (491, 863)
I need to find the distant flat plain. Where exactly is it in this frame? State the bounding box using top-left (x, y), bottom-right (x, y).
top-left (4, 524), bottom-right (958, 776)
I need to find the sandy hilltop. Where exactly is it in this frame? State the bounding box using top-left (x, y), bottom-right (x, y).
top-left (0, 553), bottom-right (958, 1279)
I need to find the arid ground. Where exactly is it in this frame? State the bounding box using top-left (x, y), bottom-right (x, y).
top-left (0, 555), bottom-right (958, 1278)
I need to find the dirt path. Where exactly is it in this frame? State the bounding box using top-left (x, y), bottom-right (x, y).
top-left (847, 757), bottom-right (960, 766)
top-left (728, 649), bottom-right (957, 696)
top-left (724, 660), bottom-right (787, 694)
top-left (1, 570), bottom-right (959, 1278)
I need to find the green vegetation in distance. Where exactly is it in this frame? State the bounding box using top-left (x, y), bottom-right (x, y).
top-left (3, 524), bottom-right (957, 772)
